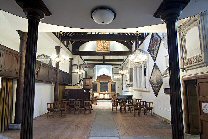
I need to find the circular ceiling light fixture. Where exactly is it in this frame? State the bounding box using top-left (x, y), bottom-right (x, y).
top-left (91, 7), bottom-right (116, 25)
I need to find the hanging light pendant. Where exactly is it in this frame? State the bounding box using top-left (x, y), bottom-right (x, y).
top-left (91, 7), bottom-right (116, 25)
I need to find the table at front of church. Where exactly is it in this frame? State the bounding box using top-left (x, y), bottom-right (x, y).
top-left (98, 92), bottom-right (113, 100)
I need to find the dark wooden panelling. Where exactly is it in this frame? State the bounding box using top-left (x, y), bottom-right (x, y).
top-left (48, 68), bottom-right (56, 83)
top-left (59, 71), bottom-right (71, 85)
top-left (197, 78), bottom-right (208, 139)
top-left (0, 45), bottom-right (19, 78)
top-left (0, 44), bottom-right (71, 84)
top-left (36, 61), bottom-right (50, 82)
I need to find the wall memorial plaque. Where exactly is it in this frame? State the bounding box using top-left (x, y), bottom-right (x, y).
top-left (202, 103), bottom-right (208, 114)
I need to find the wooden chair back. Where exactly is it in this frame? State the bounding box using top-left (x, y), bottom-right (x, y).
top-left (144, 102), bottom-right (153, 115)
top-left (74, 100), bottom-right (81, 108)
top-left (112, 99), bottom-right (118, 106)
top-left (54, 101), bottom-right (60, 110)
top-left (68, 99), bottom-right (75, 106)
top-left (47, 103), bottom-right (54, 111)
top-left (77, 99), bottom-right (83, 107)
top-left (84, 101), bottom-right (91, 107)
top-left (119, 100), bottom-right (127, 113)
top-left (135, 99), bottom-right (142, 103)
top-left (84, 101), bottom-right (92, 114)
top-left (140, 101), bottom-right (146, 108)
top-left (146, 102), bottom-right (153, 108)
top-left (127, 99), bottom-right (133, 105)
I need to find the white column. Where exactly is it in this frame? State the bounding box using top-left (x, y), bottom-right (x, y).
top-left (141, 64), bottom-right (144, 88)
top-left (133, 67), bottom-right (136, 88)
top-left (137, 67), bottom-right (140, 88)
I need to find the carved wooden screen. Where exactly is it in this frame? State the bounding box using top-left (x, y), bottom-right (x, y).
top-left (0, 78), bottom-right (13, 132)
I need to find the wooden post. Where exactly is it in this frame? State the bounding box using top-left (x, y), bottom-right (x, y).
top-left (54, 46), bottom-right (61, 101)
top-left (20, 11), bottom-right (42, 139)
top-left (15, 1), bottom-right (51, 138)
top-left (166, 17), bottom-right (184, 139)
top-left (15, 31), bottom-right (27, 124)
top-left (69, 58), bottom-right (73, 84)
top-left (154, 1), bottom-right (190, 138)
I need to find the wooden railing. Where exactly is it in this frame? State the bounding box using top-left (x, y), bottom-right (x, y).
top-left (0, 44), bottom-right (71, 85)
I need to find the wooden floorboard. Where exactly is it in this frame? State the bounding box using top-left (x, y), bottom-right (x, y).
top-left (0, 100), bottom-right (199, 139)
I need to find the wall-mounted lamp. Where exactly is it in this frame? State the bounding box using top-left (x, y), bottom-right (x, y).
top-left (129, 49), bottom-right (148, 65)
top-left (119, 69), bottom-right (128, 75)
top-left (50, 54), bottom-right (70, 63)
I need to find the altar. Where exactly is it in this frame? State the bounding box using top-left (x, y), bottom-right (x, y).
top-left (93, 74), bottom-right (116, 99)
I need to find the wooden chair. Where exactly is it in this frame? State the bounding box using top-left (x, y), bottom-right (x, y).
top-left (112, 99), bottom-right (118, 112)
top-left (74, 100), bottom-right (81, 114)
top-left (133, 102), bottom-right (141, 117)
top-left (84, 101), bottom-right (92, 114)
top-left (68, 99), bottom-right (75, 113)
top-left (119, 100), bottom-right (126, 113)
top-left (126, 99), bottom-right (134, 113)
top-left (135, 99), bottom-right (142, 103)
top-left (140, 100), bottom-right (146, 114)
top-left (144, 102), bottom-right (153, 115)
top-left (47, 102), bottom-right (60, 117)
top-left (59, 101), bottom-right (67, 116)
top-left (47, 103), bottom-right (55, 118)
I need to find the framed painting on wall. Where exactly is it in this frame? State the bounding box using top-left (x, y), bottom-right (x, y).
top-left (100, 82), bottom-right (108, 92)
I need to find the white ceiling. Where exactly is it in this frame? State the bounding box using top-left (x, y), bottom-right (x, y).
top-left (0, 0), bottom-right (207, 65)
top-left (0, 0), bottom-right (207, 31)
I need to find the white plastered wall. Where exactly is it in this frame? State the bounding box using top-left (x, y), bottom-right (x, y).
top-left (122, 33), bottom-right (171, 120)
top-left (34, 83), bottom-right (54, 118)
top-left (0, 10), bottom-right (71, 118)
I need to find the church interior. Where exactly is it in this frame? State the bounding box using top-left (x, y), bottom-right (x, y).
top-left (0, 0), bottom-right (208, 139)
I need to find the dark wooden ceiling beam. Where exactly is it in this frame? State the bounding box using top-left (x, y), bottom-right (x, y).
top-left (86, 63), bottom-right (121, 66)
top-left (84, 59), bottom-right (124, 62)
top-left (117, 41), bottom-right (133, 50)
top-left (61, 34), bottom-right (144, 41)
top-left (72, 41), bottom-right (88, 51)
top-left (74, 51), bottom-right (131, 56)
top-left (72, 40), bottom-right (133, 52)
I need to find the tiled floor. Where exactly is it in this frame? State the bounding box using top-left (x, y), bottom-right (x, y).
top-left (0, 100), bottom-right (200, 139)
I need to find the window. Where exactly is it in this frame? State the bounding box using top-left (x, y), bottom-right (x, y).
top-left (133, 63), bottom-right (147, 89)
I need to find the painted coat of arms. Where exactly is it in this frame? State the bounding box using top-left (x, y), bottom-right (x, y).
top-left (96, 40), bottom-right (110, 52)
top-left (149, 63), bottom-right (163, 97)
top-left (147, 33), bottom-right (161, 62)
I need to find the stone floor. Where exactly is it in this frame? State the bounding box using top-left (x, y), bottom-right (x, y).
top-left (0, 100), bottom-right (200, 139)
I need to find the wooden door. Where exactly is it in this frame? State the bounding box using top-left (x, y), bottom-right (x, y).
top-left (198, 78), bottom-right (208, 139)
top-left (185, 80), bottom-right (200, 134)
